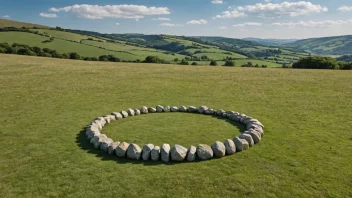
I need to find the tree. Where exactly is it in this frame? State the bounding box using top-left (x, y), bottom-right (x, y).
top-left (223, 60), bottom-right (235, 67)
top-left (107, 55), bottom-right (120, 62)
top-left (191, 62), bottom-right (198, 66)
top-left (173, 58), bottom-right (179, 62)
top-left (210, 60), bottom-right (218, 66)
top-left (99, 55), bottom-right (109, 61)
top-left (292, 56), bottom-right (338, 69)
top-left (69, 52), bottom-right (81, 60)
top-left (179, 59), bottom-right (189, 65)
top-left (144, 56), bottom-right (163, 63)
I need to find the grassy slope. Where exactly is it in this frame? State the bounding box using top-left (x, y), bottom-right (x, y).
top-left (0, 18), bottom-right (49, 29)
top-left (1, 54), bottom-right (351, 197)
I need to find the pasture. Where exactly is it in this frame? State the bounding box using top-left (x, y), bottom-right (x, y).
top-left (0, 54), bottom-right (351, 197)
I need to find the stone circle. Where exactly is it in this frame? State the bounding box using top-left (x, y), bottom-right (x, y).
top-left (84, 105), bottom-right (265, 163)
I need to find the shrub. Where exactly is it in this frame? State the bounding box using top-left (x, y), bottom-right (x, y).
top-left (292, 56), bottom-right (338, 69)
top-left (107, 55), bottom-right (120, 62)
top-left (69, 52), bottom-right (81, 60)
top-left (223, 60), bottom-right (235, 67)
top-left (210, 60), bottom-right (218, 66)
top-left (99, 55), bottom-right (109, 61)
top-left (144, 56), bottom-right (163, 63)
top-left (179, 59), bottom-right (189, 65)
top-left (191, 62), bottom-right (198, 66)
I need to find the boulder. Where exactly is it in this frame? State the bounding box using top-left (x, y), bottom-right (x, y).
top-left (127, 143), bottom-right (142, 160)
top-left (198, 106), bottom-right (209, 114)
top-left (100, 138), bottom-right (113, 152)
top-left (239, 133), bottom-right (254, 147)
top-left (161, 144), bottom-right (171, 162)
top-left (245, 131), bottom-right (261, 144)
top-left (142, 144), bottom-right (154, 161)
top-left (205, 109), bottom-right (215, 115)
top-left (156, 105), bottom-right (164, 112)
top-left (216, 109), bottom-right (225, 116)
top-left (115, 142), bottom-right (130, 157)
top-left (224, 139), bottom-right (236, 155)
top-left (211, 141), bottom-right (226, 157)
top-left (87, 131), bottom-right (101, 140)
top-left (222, 113), bottom-right (228, 118)
top-left (197, 144), bottom-right (213, 160)
top-left (90, 134), bottom-right (107, 149)
top-left (134, 109), bottom-right (141, 116)
top-left (151, 146), bottom-right (161, 161)
top-left (108, 142), bottom-right (120, 155)
top-left (164, 106), bottom-right (171, 112)
top-left (141, 106), bottom-right (148, 114)
top-left (148, 107), bottom-right (157, 113)
top-left (103, 116), bottom-right (111, 124)
top-left (127, 108), bottom-right (135, 116)
top-left (188, 106), bottom-right (197, 113)
top-left (120, 111), bottom-right (129, 118)
top-left (186, 146), bottom-right (197, 162)
top-left (179, 106), bottom-right (187, 112)
top-left (112, 112), bottom-right (123, 120)
top-left (233, 137), bottom-right (249, 152)
top-left (170, 144), bottom-right (188, 162)
top-left (170, 106), bottom-right (179, 112)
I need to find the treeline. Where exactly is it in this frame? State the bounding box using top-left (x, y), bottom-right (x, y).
top-left (291, 56), bottom-right (352, 70)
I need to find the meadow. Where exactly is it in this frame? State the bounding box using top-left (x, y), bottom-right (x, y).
top-left (0, 54), bottom-right (351, 197)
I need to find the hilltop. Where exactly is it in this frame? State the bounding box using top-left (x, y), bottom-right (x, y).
top-left (0, 18), bottom-right (49, 29)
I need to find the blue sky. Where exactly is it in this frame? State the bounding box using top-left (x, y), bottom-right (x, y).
top-left (1, 0), bottom-right (352, 39)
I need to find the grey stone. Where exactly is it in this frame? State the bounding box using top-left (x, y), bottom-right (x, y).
top-left (170, 106), bottom-right (179, 112)
top-left (187, 146), bottom-right (197, 162)
top-left (233, 137), bottom-right (249, 152)
top-left (164, 106), bottom-right (171, 112)
top-left (188, 106), bottom-right (197, 113)
top-left (127, 143), bottom-right (142, 160)
top-left (134, 109), bottom-right (141, 116)
top-left (141, 106), bottom-right (148, 114)
top-left (216, 109), bottom-right (225, 116)
top-left (115, 142), bottom-right (130, 157)
top-left (222, 113), bottom-right (228, 118)
top-left (197, 144), bottom-right (213, 160)
top-left (224, 139), bottom-right (236, 155)
top-left (205, 109), bottom-right (215, 115)
top-left (148, 107), bottom-right (157, 113)
top-left (91, 134), bottom-right (107, 149)
top-left (87, 130), bottom-right (101, 140)
top-left (151, 146), bottom-right (161, 161)
top-left (108, 142), bottom-right (120, 155)
top-left (170, 144), bottom-right (188, 162)
top-left (161, 144), bottom-right (171, 162)
top-left (103, 116), bottom-right (111, 124)
top-left (239, 133), bottom-right (254, 147)
top-left (156, 105), bottom-right (164, 112)
top-left (112, 112), bottom-right (123, 120)
top-left (100, 138), bottom-right (113, 152)
top-left (211, 141), bottom-right (226, 157)
top-left (127, 108), bottom-right (135, 116)
top-left (198, 106), bottom-right (209, 114)
top-left (179, 106), bottom-right (187, 112)
top-left (142, 144), bottom-right (154, 161)
top-left (245, 131), bottom-right (261, 144)
top-left (120, 111), bottom-right (129, 118)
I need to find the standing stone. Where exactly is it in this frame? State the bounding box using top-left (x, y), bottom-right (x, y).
top-left (197, 144), bottom-right (213, 160)
top-left (100, 138), bottom-right (113, 152)
top-left (151, 146), bottom-right (161, 161)
top-left (216, 109), bottom-right (225, 116)
top-left (164, 106), bottom-right (171, 112)
top-left (188, 106), bottom-right (197, 113)
top-left (108, 142), bottom-right (120, 155)
top-left (127, 143), bottom-right (142, 160)
top-left (233, 137), bottom-right (249, 152)
top-left (170, 144), bottom-right (188, 161)
top-left (161, 144), bottom-right (171, 162)
top-left (156, 105), bottom-right (164, 112)
top-left (112, 112), bottom-right (123, 120)
top-left (141, 106), bottom-right (148, 114)
top-left (239, 133), bottom-right (254, 147)
top-left (179, 106), bottom-right (187, 112)
top-left (115, 142), bottom-right (130, 157)
top-left (198, 106), bottom-right (209, 114)
top-left (134, 109), bottom-right (141, 116)
top-left (120, 111), bottom-right (129, 118)
top-left (211, 141), bottom-right (226, 157)
top-left (148, 107), bottom-right (157, 113)
top-left (224, 139), bottom-right (236, 155)
top-left (142, 144), bottom-right (154, 161)
top-left (127, 108), bottom-right (135, 116)
top-left (186, 146), bottom-right (197, 162)
top-left (170, 106), bottom-right (179, 112)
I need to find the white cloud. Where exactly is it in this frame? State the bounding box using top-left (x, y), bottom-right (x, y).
top-left (116, 23), bottom-right (120, 25)
top-left (152, 17), bottom-right (171, 21)
top-left (211, 0), bottom-right (223, 4)
top-left (160, 23), bottom-right (183, 27)
top-left (40, 13), bottom-right (58, 18)
top-left (219, 26), bottom-right (228, 29)
top-left (337, 6), bottom-right (352, 12)
top-left (216, 1), bottom-right (328, 19)
top-left (272, 19), bottom-right (352, 28)
top-left (186, 19), bottom-right (208, 25)
top-left (233, 22), bottom-right (263, 27)
top-left (49, 4), bottom-right (170, 19)
top-left (3, 15), bottom-right (10, 18)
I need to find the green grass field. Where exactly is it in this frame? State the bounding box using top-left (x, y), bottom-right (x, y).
top-left (0, 18), bottom-right (49, 29)
top-left (190, 59), bottom-right (281, 67)
top-left (1, 54), bottom-right (351, 197)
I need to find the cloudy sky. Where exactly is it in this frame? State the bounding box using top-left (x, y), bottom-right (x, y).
top-left (1, 0), bottom-right (352, 39)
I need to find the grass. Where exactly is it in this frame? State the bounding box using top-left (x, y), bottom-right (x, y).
top-left (0, 18), bottom-right (49, 29)
top-left (31, 29), bottom-right (99, 42)
top-left (190, 59), bottom-right (281, 67)
top-left (1, 54), bottom-right (352, 197)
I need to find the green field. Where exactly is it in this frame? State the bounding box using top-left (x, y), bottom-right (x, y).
top-left (1, 54), bottom-right (351, 197)
top-left (190, 59), bottom-right (281, 67)
top-left (0, 18), bottom-right (49, 29)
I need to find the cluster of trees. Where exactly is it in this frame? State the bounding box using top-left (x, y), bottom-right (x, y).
top-left (336, 55), bottom-right (352, 62)
top-left (241, 62), bottom-right (268, 68)
top-left (291, 56), bottom-right (352, 70)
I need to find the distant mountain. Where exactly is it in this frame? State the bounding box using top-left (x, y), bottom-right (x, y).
top-left (285, 35), bottom-right (352, 55)
top-left (194, 36), bottom-right (257, 49)
top-left (0, 18), bottom-right (49, 29)
top-left (243, 38), bottom-right (299, 46)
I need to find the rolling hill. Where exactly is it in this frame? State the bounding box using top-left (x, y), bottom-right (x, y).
top-left (0, 18), bottom-right (49, 29)
top-left (243, 38), bottom-right (298, 46)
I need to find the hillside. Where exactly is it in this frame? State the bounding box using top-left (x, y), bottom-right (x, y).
top-left (0, 18), bottom-right (49, 29)
top-left (243, 38), bottom-right (298, 46)
top-left (285, 35), bottom-right (352, 55)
